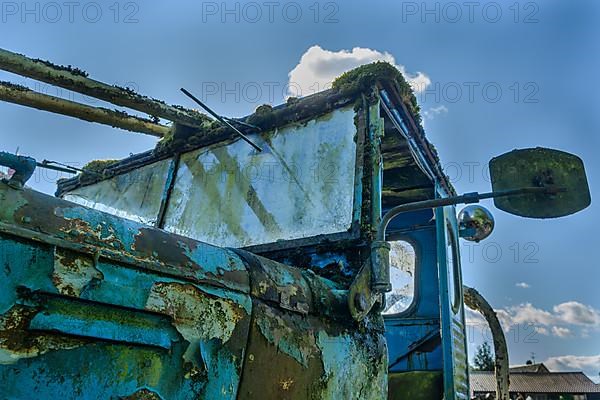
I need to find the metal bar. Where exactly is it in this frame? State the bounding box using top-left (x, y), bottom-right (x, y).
top-left (223, 117), bottom-right (261, 131)
top-left (36, 162), bottom-right (77, 175)
top-left (40, 160), bottom-right (85, 173)
top-left (0, 82), bottom-right (170, 137)
top-left (155, 154), bottom-right (181, 229)
top-left (180, 88), bottom-right (262, 152)
top-left (0, 47), bottom-right (206, 129)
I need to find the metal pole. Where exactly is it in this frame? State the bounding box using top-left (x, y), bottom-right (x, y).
top-left (0, 47), bottom-right (206, 129)
top-left (0, 82), bottom-right (170, 137)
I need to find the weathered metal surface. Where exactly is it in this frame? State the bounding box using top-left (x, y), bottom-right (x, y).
top-left (387, 371), bottom-right (443, 400)
top-left (63, 157), bottom-right (174, 226)
top-left (162, 106), bottom-right (359, 248)
top-left (52, 247), bottom-right (102, 297)
top-left (0, 178), bottom-right (392, 398)
top-left (0, 62), bottom-right (484, 398)
top-left (384, 218), bottom-right (444, 375)
top-left (237, 300), bottom-right (387, 400)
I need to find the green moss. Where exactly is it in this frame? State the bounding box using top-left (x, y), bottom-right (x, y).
top-left (81, 159), bottom-right (118, 178)
top-left (332, 61), bottom-right (422, 124)
top-left (154, 116), bottom-right (218, 154)
top-left (246, 103), bottom-right (277, 126)
top-left (255, 104), bottom-right (274, 114)
top-left (32, 57), bottom-right (89, 77)
top-left (0, 81), bottom-right (29, 91)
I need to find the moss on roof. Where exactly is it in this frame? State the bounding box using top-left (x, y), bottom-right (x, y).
top-left (154, 116), bottom-right (220, 154)
top-left (332, 61), bottom-right (422, 124)
top-left (81, 159), bottom-right (118, 179)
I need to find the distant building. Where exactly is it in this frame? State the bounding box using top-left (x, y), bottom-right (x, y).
top-left (470, 363), bottom-right (600, 400)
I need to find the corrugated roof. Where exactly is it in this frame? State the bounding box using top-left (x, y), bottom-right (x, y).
top-left (471, 371), bottom-right (600, 393)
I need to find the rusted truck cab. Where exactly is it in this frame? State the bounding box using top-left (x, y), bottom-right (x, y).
top-left (0, 64), bottom-right (468, 399)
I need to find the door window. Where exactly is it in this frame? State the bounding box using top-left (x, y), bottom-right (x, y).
top-left (383, 240), bottom-right (416, 315)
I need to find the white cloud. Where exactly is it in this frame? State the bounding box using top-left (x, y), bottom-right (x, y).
top-left (551, 326), bottom-right (572, 338)
top-left (423, 105), bottom-right (448, 121)
top-left (287, 45), bottom-right (431, 98)
top-left (553, 301), bottom-right (600, 327)
top-left (544, 354), bottom-right (600, 382)
top-left (515, 282), bottom-right (531, 289)
top-left (488, 301), bottom-right (600, 333)
top-left (535, 326), bottom-right (549, 335)
top-left (504, 303), bottom-right (556, 327)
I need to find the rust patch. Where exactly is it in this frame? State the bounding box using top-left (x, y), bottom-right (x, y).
top-left (133, 228), bottom-right (196, 269)
top-left (57, 216), bottom-right (126, 250)
top-left (239, 301), bottom-right (388, 399)
top-left (5, 188), bottom-right (249, 292)
top-left (0, 305), bottom-right (86, 364)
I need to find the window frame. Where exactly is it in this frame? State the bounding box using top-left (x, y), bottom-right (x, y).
top-left (446, 223), bottom-right (462, 314)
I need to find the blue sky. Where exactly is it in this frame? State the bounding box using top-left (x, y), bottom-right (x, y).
top-left (1, 0), bottom-right (599, 380)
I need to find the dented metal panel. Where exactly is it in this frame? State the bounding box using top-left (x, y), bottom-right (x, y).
top-left (163, 106), bottom-right (359, 248)
top-left (63, 158), bottom-right (173, 225)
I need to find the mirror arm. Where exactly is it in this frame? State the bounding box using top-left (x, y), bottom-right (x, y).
top-left (376, 187), bottom-right (561, 241)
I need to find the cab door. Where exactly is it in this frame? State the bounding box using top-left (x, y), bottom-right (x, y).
top-left (436, 204), bottom-right (470, 399)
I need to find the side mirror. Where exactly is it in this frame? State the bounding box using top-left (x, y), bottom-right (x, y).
top-left (489, 147), bottom-right (591, 218)
top-left (458, 205), bottom-right (495, 242)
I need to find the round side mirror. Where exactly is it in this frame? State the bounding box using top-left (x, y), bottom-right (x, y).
top-left (458, 205), bottom-right (495, 242)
